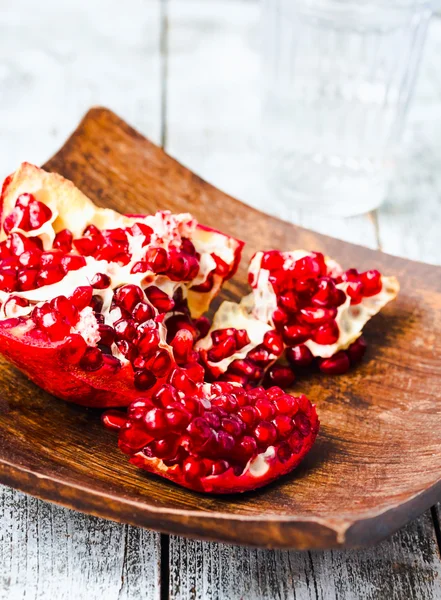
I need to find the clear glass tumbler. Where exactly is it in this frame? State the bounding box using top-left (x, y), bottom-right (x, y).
top-left (261, 0), bottom-right (433, 216)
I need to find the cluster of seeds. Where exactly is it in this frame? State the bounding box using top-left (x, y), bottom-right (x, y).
top-left (104, 381), bottom-right (317, 487)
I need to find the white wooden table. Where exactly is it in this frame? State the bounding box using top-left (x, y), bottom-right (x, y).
top-left (1, 1), bottom-right (441, 598)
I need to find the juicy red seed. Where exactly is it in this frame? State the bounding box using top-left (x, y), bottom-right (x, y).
top-left (114, 284), bottom-right (144, 312)
top-left (171, 329), bottom-right (194, 365)
top-left (263, 330), bottom-right (284, 355)
top-left (143, 407), bottom-right (168, 433)
top-left (4, 194), bottom-right (52, 233)
top-left (346, 280), bottom-right (364, 304)
top-left (168, 252), bottom-right (191, 280)
top-left (347, 336), bottom-right (367, 364)
top-left (261, 251), bottom-right (285, 271)
top-left (273, 394), bottom-right (299, 416)
top-left (130, 261), bottom-right (149, 274)
top-left (132, 301), bottom-right (155, 323)
top-left (17, 269), bottom-right (38, 291)
top-left (195, 316), bottom-right (210, 339)
top-left (266, 365), bottom-right (296, 388)
top-left (247, 344), bottom-right (271, 366)
top-left (311, 278), bottom-right (338, 307)
top-left (278, 291), bottom-right (298, 314)
top-left (28, 199), bottom-right (52, 229)
top-left (128, 399), bottom-right (150, 420)
top-left (236, 436), bottom-right (258, 460)
top-left (286, 345), bottom-right (314, 369)
top-left (154, 384), bottom-right (180, 408)
top-left (134, 370), bottom-right (157, 391)
top-left (59, 334), bottom-right (87, 364)
top-left (282, 324), bottom-right (310, 346)
top-left (137, 328), bottom-right (160, 357)
top-left (277, 443), bottom-right (293, 462)
top-left (184, 361), bottom-right (205, 383)
top-left (273, 415), bottom-right (294, 439)
top-left (254, 398), bottom-right (275, 420)
top-left (79, 347), bottom-right (104, 371)
top-left (300, 307), bottom-right (337, 325)
top-left (90, 273), bottom-right (111, 289)
top-left (53, 229), bottom-right (73, 252)
top-left (144, 247), bottom-right (170, 273)
top-left (7, 232), bottom-right (41, 256)
top-left (292, 254), bottom-right (326, 279)
top-left (102, 410), bottom-right (127, 431)
top-left (319, 351), bottom-right (350, 375)
top-left (18, 249), bottom-right (41, 268)
top-left (183, 457), bottom-right (207, 480)
top-left (61, 254), bottom-right (86, 272)
top-left (50, 295), bottom-right (79, 325)
top-left (190, 273), bottom-right (214, 293)
top-left (254, 421), bottom-right (277, 447)
top-left (211, 460), bottom-right (230, 475)
top-left (102, 354), bottom-right (122, 372)
top-left (340, 268), bottom-right (359, 283)
top-left (114, 319), bottom-right (138, 342)
top-left (237, 406), bottom-right (258, 427)
top-left (37, 266), bottom-right (65, 287)
top-left (211, 328), bottom-right (236, 345)
top-left (130, 222), bottom-right (153, 240)
top-left (168, 368), bottom-right (198, 395)
top-left (295, 412), bottom-right (312, 436)
top-left (272, 307), bottom-right (289, 329)
top-left (312, 320), bottom-right (340, 345)
top-left (98, 324), bottom-right (116, 346)
top-left (360, 270), bottom-right (382, 296)
top-left (148, 349), bottom-right (172, 377)
top-left (145, 286), bottom-right (175, 313)
top-left (73, 237), bottom-right (100, 256)
top-left (70, 286), bottom-right (93, 310)
top-left (40, 251), bottom-right (62, 267)
top-left (166, 409), bottom-right (191, 431)
top-left (3, 295), bottom-right (29, 317)
top-left (235, 329), bottom-right (250, 349)
top-left (83, 224), bottom-right (103, 238)
top-left (207, 336), bottom-right (236, 363)
top-left (40, 311), bottom-right (71, 342)
top-left (116, 340), bottom-right (138, 361)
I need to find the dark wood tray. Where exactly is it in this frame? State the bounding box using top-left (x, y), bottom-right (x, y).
top-left (0, 108), bottom-right (440, 550)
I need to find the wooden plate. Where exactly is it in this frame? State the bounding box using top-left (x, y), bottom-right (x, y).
top-left (0, 108), bottom-right (440, 550)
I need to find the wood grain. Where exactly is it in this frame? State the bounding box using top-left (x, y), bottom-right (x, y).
top-left (0, 485), bottom-right (161, 600)
top-left (0, 106), bottom-right (440, 550)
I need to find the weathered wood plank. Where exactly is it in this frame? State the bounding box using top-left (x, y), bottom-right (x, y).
top-left (0, 486), bottom-right (161, 600)
top-left (0, 1), bottom-right (163, 598)
top-left (170, 512), bottom-right (441, 600)
top-left (166, 1), bottom-right (441, 598)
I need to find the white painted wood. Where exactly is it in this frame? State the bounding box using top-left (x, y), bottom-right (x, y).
top-left (0, 486), bottom-right (161, 600)
top-left (170, 511), bottom-right (441, 600)
top-left (0, 0), bottom-right (162, 182)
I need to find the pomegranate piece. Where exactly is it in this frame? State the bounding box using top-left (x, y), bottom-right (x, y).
top-left (103, 382), bottom-right (319, 494)
top-left (0, 163), bottom-right (243, 408)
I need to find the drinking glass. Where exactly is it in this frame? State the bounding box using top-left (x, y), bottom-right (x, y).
top-left (261, 0), bottom-right (433, 216)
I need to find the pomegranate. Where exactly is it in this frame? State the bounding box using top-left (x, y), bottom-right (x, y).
top-left (197, 250), bottom-right (399, 385)
top-left (0, 163), bottom-right (243, 407)
top-left (103, 381), bottom-right (319, 493)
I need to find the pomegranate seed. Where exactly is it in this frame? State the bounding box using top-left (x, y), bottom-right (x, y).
top-left (137, 327), bottom-right (160, 357)
top-left (166, 409), bottom-right (191, 432)
top-left (247, 344), bottom-right (271, 366)
top-left (17, 269), bottom-right (38, 291)
top-left (148, 349), bottom-right (172, 377)
top-left (235, 329), bottom-right (250, 349)
top-left (130, 222), bottom-right (153, 240)
top-left (286, 345), bottom-right (314, 369)
top-left (311, 278), bottom-right (337, 307)
top-left (144, 247), bottom-right (169, 273)
top-left (207, 336), bottom-right (236, 363)
top-left (277, 443), bottom-right (293, 462)
top-left (346, 280), bottom-right (364, 304)
top-left (255, 398), bottom-right (275, 420)
top-left (145, 286), bottom-right (175, 313)
top-left (191, 273), bottom-right (214, 293)
top-left (90, 273), bottom-right (111, 289)
top-left (130, 261), bottom-right (149, 274)
top-left (114, 284), bottom-right (144, 312)
top-left (79, 346), bottom-right (104, 371)
top-left (278, 291), bottom-right (298, 314)
top-left (263, 330), bottom-right (284, 355)
top-left (183, 457), bottom-right (206, 480)
top-left (53, 229), bottom-right (73, 252)
top-left (360, 270), bottom-right (382, 296)
top-left (195, 316), bottom-right (210, 338)
top-left (73, 237), bottom-right (100, 256)
top-left (319, 351), bottom-right (350, 375)
top-left (211, 328), bottom-right (236, 345)
top-left (237, 406), bottom-right (258, 427)
top-left (254, 422), bottom-right (277, 447)
top-left (132, 301), bottom-right (155, 323)
top-left (4, 194), bottom-right (52, 233)
top-left (168, 367), bottom-right (198, 395)
top-left (134, 369), bottom-right (157, 390)
top-left (168, 252), bottom-right (191, 280)
top-left (7, 232), bottom-right (41, 256)
top-left (40, 251), bottom-right (62, 267)
top-left (228, 359), bottom-right (256, 378)
top-left (60, 334), bottom-right (87, 364)
top-left (266, 366), bottom-right (295, 388)
top-left (261, 251), bottom-right (284, 271)
top-left (37, 266), bottom-right (65, 287)
top-left (101, 410), bottom-right (127, 431)
top-left (347, 336), bottom-right (367, 364)
top-left (282, 324), bottom-right (310, 345)
top-left (272, 307), bottom-right (289, 329)
top-left (114, 319), bottom-right (138, 342)
top-left (154, 384), bottom-right (180, 408)
top-left (18, 249), bottom-right (41, 268)
top-left (273, 415), bottom-right (294, 439)
top-left (0, 269), bottom-right (17, 292)
top-left (273, 394), bottom-right (299, 416)
top-left (70, 286), bottom-right (93, 310)
top-left (61, 254), bottom-right (86, 272)
top-left (116, 340), bottom-right (138, 361)
top-left (143, 408), bottom-right (168, 434)
top-left (313, 320), bottom-right (340, 345)
top-left (3, 295), bottom-right (29, 318)
top-left (98, 324), bottom-right (116, 346)
top-left (171, 329), bottom-right (194, 365)
top-left (300, 307), bottom-right (337, 325)
top-left (339, 268), bottom-right (359, 283)
top-left (40, 311), bottom-right (71, 342)
top-left (50, 296), bottom-right (79, 325)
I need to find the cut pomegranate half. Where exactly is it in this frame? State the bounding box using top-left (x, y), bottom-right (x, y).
top-left (103, 381), bottom-right (319, 494)
top-left (0, 164), bottom-right (243, 407)
top-left (197, 250), bottom-right (399, 385)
